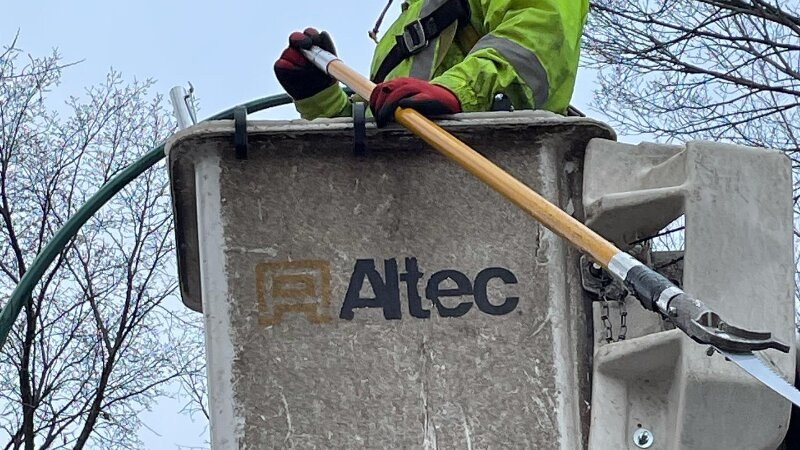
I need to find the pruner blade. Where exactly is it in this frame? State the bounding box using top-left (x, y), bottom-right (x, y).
top-left (719, 349), bottom-right (800, 408)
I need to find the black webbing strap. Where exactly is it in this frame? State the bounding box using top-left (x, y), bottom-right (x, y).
top-left (352, 102), bottom-right (368, 156)
top-left (234, 106), bottom-right (248, 160)
top-left (372, 0), bottom-right (471, 83)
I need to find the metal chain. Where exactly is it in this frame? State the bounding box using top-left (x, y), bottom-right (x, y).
top-left (583, 257), bottom-right (631, 344)
top-left (600, 286), bottom-right (628, 343)
top-left (600, 294), bottom-right (614, 343)
top-left (618, 295), bottom-right (628, 341)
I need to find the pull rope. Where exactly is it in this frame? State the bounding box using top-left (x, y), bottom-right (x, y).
top-left (369, 0), bottom-right (395, 44)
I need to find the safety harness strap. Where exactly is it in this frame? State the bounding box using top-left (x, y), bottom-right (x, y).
top-left (371, 0), bottom-right (471, 83)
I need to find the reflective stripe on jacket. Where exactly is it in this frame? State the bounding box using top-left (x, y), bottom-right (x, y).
top-left (294, 0), bottom-right (589, 120)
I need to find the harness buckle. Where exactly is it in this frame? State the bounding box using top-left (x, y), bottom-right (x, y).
top-left (401, 20), bottom-right (429, 55)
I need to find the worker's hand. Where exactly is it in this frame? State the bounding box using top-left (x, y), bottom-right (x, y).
top-left (274, 28), bottom-right (338, 100)
top-left (369, 77), bottom-right (462, 127)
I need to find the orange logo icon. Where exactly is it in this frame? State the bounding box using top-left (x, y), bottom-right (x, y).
top-left (255, 260), bottom-right (333, 326)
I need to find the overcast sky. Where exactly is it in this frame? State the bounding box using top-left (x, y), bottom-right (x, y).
top-left (3, 1), bottom-right (610, 448)
top-left (2, 0), bottom-right (604, 121)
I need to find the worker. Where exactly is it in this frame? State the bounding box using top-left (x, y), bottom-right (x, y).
top-left (274, 0), bottom-right (589, 127)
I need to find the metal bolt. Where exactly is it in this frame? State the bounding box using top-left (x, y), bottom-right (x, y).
top-left (588, 262), bottom-right (604, 278)
top-left (633, 428), bottom-right (654, 448)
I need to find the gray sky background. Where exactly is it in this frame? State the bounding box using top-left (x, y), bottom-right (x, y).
top-left (2, 1), bottom-right (620, 448)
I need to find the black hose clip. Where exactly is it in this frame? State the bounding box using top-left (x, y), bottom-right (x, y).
top-left (490, 93), bottom-right (513, 112)
top-left (234, 105), bottom-right (248, 160)
top-left (352, 101), bottom-right (368, 157)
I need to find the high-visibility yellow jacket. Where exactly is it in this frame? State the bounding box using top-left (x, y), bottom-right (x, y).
top-left (294, 0), bottom-right (589, 120)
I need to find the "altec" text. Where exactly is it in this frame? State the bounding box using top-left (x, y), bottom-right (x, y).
top-left (340, 257), bottom-right (519, 320)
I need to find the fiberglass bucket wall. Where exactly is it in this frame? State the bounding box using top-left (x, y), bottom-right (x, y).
top-left (167, 111), bottom-right (614, 449)
top-left (166, 111), bottom-right (796, 449)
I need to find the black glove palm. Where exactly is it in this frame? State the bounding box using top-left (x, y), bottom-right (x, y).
top-left (274, 28), bottom-right (338, 100)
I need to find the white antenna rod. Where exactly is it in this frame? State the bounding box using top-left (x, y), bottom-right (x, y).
top-left (169, 86), bottom-right (194, 130)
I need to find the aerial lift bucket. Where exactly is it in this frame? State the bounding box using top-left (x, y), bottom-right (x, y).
top-left (163, 48), bottom-right (796, 449)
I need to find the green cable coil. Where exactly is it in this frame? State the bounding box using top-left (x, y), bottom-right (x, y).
top-left (0, 93), bottom-right (296, 349)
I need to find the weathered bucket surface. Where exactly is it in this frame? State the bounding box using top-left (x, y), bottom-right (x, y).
top-left (166, 111), bottom-right (615, 449)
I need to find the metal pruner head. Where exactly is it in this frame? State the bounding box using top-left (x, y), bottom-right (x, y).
top-left (668, 293), bottom-right (790, 353)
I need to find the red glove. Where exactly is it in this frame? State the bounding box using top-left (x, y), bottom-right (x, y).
top-left (369, 77), bottom-right (462, 127)
top-left (274, 28), bottom-right (337, 100)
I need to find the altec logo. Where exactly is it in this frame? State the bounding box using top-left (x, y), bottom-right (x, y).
top-left (256, 257), bottom-right (520, 325)
top-left (341, 257), bottom-right (519, 320)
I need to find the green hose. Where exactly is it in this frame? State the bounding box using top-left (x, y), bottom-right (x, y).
top-left (0, 93), bottom-right (295, 349)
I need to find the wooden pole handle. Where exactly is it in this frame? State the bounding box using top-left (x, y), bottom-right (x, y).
top-left (304, 48), bottom-right (622, 268)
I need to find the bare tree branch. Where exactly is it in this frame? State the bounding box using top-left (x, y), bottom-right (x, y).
top-left (0, 35), bottom-right (208, 449)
